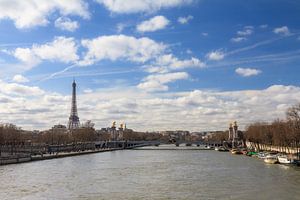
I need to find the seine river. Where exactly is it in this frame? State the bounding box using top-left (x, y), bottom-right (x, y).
top-left (1, 146), bottom-right (300, 200)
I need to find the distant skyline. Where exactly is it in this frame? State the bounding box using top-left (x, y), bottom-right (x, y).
top-left (0, 0), bottom-right (300, 131)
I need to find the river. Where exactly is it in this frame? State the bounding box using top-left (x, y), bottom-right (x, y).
top-left (0, 145), bottom-right (300, 200)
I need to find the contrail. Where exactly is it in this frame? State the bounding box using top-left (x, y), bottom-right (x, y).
top-left (0, 43), bottom-right (32, 47)
top-left (38, 64), bottom-right (77, 82)
top-left (225, 32), bottom-right (300, 57)
top-left (52, 69), bottom-right (140, 79)
top-left (35, 65), bottom-right (141, 82)
top-left (206, 49), bottom-right (300, 69)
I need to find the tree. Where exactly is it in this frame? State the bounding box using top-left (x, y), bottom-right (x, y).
top-left (286, 103), bottom-right (300, 158)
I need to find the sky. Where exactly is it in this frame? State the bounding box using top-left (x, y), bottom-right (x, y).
top-left (0, 0), bottom-right (300, 132)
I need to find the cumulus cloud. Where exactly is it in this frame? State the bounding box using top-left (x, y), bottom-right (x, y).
top-left (137, 72), bottom-right (189, 92)
top-left (206, 50), bottom-right (225, 61)
top-left (137, 16), bottom-right (170, 33)
top-left (231, 37), bottom-right (247, 43)
top-left (95, 0), bottom-right (193, 14)
top-left (0, 79), bottom-right (44, 96)
top-left (0, 0), bottom-right (89, 29)
top-left (237, 26), bottom-right (254, 36)
top-left (13, 48), bottom-right (41, 67)
top-left (1, 83), bottom-right (299, 131)
top-left (235, 67), bottom-right (262, 77)
top-left (55, 17), bottom-right (79, 32)
top-left (80, 34), bottom-right (166, 65)
top-left (273, 26), bottom-right (291, 36)
top-left (13, 36), bottom-right (79, 68)
top-left (177, 15), bottom-right (193, 24)
top-left (12, 74), bottom-right (29, 83)
top-left (147, 54), bottom-right (205, 73)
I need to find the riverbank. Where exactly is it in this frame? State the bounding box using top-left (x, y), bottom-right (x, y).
top-left (0, 148), bottom-right (122, 166)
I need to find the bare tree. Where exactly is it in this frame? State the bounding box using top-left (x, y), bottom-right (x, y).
top-left (286, 103), bottom-right (300, 158)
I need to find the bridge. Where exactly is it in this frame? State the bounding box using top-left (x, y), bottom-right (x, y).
top-left (0, 140), bottom-right (223, 165)
top-left (0, 140), bottom-right (222, 155)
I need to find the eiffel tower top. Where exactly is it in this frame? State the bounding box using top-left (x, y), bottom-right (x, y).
top-left (68, 80), bottom-right (80, 130)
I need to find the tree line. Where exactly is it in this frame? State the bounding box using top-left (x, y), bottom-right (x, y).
top-left (245, 103), bottom-right (300, 156)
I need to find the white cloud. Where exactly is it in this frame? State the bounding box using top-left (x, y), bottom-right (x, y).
top-left (235, 67), bottom-right (261, 77)
top-left (55, 17), bottom-right (79, 32)
top-left (116, 23), bottom-right (127, 33)
top-left (0, 0), bottom-right (89, 29)
top-left (12, 74), bottom-right (29, 83)
top-left (137, 16), bottom-right (170, 33)
top-left (177, 15), bottom-right (193, 24)
top-left (231, 37), bottom-right (247, 43)
top-left (202, 32), bottom-right (208, 36)
top-left (1, 78), bottom-right (300, 131)
top-left (83, 88), bottom-right (93, 93)
top-left (13, 48), bottom-right (41, 67)
top-left (273, 26), bottom-right (291, 36)
top-left (206, 50), bottom-right (225, 61)
top-left (260, 24), bottom-right (268, 29)
top-left (96, 0), bottom-right (193, 14)
top-left (80, 34), bottom-right (166, 65)
top-left (14, 36), bottom-right (79, 68)
top-left (137, 72), bottom-right (189, 92)
top-left (0, 79), bottom-right (44, 96)
top-left (237, 28), bottom-right (253, 36)
top-left (148, 54), bottom-right (205, 73)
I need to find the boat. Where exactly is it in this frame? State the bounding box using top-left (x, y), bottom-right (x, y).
top-left (264, 155), bottom-right (278, 164)
top-left (241, 149), bottom-right (248, 155)
top-left (214, 147), bottom-right (219, 151)
top-left (277, 155), bottom-right (294, 164)
top-left (246, 151), bottom-right (257, 157)
top-left (257, 152), bottom-right (267, 159)
top-left (218, 146), bottom-right (229, 152)
top-left (231, 149), bottom-right (242, 154)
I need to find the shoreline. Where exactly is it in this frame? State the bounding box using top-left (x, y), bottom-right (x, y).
top-left (0, 148), bottom-right (122, 166)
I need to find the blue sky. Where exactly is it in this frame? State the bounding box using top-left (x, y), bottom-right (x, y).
top-left (0, 0), bottom-right (300, 131)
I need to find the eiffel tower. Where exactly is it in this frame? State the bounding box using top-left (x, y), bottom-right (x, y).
top-left (68, 80), bottom-right (80, 130)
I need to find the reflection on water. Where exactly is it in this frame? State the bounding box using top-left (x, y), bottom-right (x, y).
top-left (0, 147), bottom-right (300, 200)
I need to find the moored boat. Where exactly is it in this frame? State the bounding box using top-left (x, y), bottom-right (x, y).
top-left (242, 150), bottom-right (248, 155)
top-left (277, 155), bottom-right (294, 164)
top-left (257, 152), bottom-right (267, 159)
top-left (231, 149), bottom-right (242, 154)
top-left (264, 155), bottom-right (278, 164)
top-left (218, 146), bottom-right (229, 152)
top-left (246, 151), bottom-right (257, 157)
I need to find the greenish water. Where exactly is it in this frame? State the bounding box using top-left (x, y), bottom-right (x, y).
top-left (0, 146), bottom-right (300, 200)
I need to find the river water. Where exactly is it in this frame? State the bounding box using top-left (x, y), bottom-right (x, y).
top-left (0, 146), bottom-right (300, 200)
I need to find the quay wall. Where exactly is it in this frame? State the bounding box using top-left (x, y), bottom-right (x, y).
top-left (246, 141), bottom-right (299, 154)
top-left (0, 148), bottom-right (121, 166)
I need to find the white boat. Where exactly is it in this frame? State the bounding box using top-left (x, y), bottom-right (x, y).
top-left (214, 147), bottom-right (219, 151)
top-left (277, 155), bottom-right (294, 164)
top-left (264, 155), bottom-right (278, 164)
top-left (257, 152), bottom-right (267, 159)
top-left (218, 146), bottom-right (229, 152)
